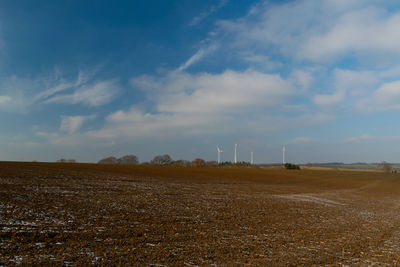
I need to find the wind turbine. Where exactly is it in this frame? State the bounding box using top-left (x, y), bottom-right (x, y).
top-left (234, 143), bottom-right (238, 164)
top-left (216, 146), bottom-right (223, 164)
top-left (282, 146), bottom-right (286, 165)
top-left (251, 151), bottom-right (254, 165)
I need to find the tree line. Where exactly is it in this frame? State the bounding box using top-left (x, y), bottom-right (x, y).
top-left (97, 154), bottom-right (256, 167)
top-left (60, 155), bottom-right (397, 173)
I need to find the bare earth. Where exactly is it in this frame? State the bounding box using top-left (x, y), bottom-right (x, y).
top-left (1, 162), bottom-right (400, 266)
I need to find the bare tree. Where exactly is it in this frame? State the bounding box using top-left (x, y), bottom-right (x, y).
top-left (379, 161), bottom-right (392, 173)
top-left (118, 155), bottom-right (139, 165)
top-left (98, 156), bottom-right (118, 164)
top-left (151, 154), bottom-right (172, 165)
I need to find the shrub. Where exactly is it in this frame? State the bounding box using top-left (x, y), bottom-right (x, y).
top-left (285, 163), bottom-right (301, 170)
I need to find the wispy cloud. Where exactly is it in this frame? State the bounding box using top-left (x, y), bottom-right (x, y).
top-left (217, 0), bottom-right (400, 62)
top-left (89, 107), bottom-right (224, 139)
top-left (34, 80), bottom-right (76, 103)
top-left (300, 6), bottom-right (400, 61)
top-left (289, 137), bottom-right (313, 144)
top-left (177, 44), bottom-right (218, 71)
top-left (0, 69), bottom-right (120, 113)
top-left (345, 134), bottom-right (375, 142)
top-left (190, 0), bottom-right (229, 26)
top-left (60, 115), bottom-right (96, 134)
top-left (344, 134), bottom-right (400, 143)
top-left (0, 95), bottom-right (12, 105)
top-left (42, 80), bottom-right (119, 107)
top-left (0, 75), bottom-right (37, 113)
top-left (241, 52), bottom-right (283, 71)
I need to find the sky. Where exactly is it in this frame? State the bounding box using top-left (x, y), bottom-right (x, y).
top-left (2, 0), bottom-right (400, 164)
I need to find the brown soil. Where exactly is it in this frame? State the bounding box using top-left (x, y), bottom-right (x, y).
top-left (1, 162), bottom-right (400, 265)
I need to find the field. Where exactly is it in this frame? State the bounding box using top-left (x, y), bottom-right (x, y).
top-left (2, 162), bottom-right (400, 265)
top-left (302, 163), bottom-right (400, 172)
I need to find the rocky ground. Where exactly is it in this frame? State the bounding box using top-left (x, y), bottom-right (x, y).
top-left (1, 162), bottom-right (400, 266)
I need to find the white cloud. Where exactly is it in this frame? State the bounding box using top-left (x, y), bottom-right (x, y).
top-left (345, 134), bottom-right (375, 142)
top-left (92, 64), bottom-right (338, 141)
top-left (313, 90), bottom-right (345, 106)
top-left (301, 7), bottom-right (400, 61)
top-left (72, 1), bottom-right (400, 146)
top-left (60, 115), bottom-right (96, 134)
top-left (189, 0), bottom-right (400, 117)
top-left (85, 64), bottom-right (337, 140)
top-left (90, 107), bottom-right (333, 140)
top-left (289, 137), bottom-right (313, 144)
top-left (241, 52), bottom-right (283, 70)
top-left (90, 107), bottom-right (224, 139)
top-left (217, 0), bottom-right (400, 62)
top-left (313, 68), bottom-right (379, 107)
top-left (358, 80), bottom-right (400, 112)
top-left (217, 0), bottom-right (334, 58)
top-left (133, 69), bottom-right (295, 114)
top-left (36, 130), bottom-right (112, 148)
top-left (334, 69), bottom-right (379, 96)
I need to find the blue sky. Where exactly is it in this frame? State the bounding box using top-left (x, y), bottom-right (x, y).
top-left (2, 0), bottom-right (400, 163)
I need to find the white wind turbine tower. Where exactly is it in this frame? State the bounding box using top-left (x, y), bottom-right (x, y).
top-left (234, 143), bottom-right (238, 164)
top-left (251, 151), bottom-right (254, 165)
top-left (216, 146), bottom-right (223, 164)
top-left (282, 146), bottom-right (286, 165)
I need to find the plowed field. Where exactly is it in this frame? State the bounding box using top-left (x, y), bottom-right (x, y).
top-left (1, 162), bottom-right (400, 265)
